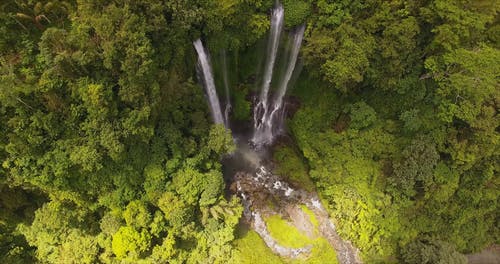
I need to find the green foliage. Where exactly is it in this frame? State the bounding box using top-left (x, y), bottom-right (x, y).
top-left (189, 198), bottom-right (243, 264)
top-left (158, 192), bottom-right (193, 229)
top-left (427, 45), bottom-right (500, 126)
top-left (20, 200), bottom-right (99, 263)
top-left (290, 67), bottom-right (498, 260)
top-left (99, 212), bottom-right (122, 236)
top-left (0, 186), bottom-right (35, 264)
top-left (282, 0), bottom-right (311, 27)
top-left (199, 170), bottom-right (225, 206)
top-left (0, 0), bottom-right (255, 261)
top-left (303, 24), bottom-right (374, 91)
top-left (266, 214), bottom-right (313, 248)
top-left (208, 124), bottom-right (236, 155)
top-left (59, 230), bottom-right (99, 264)
top-left (300, 205), bottom-right (319, 228)
top-left (0, 0), bottom-right (498, 263)
top-left (123, 201), bottom-right (152, 229)
top-left (273, 145), bottom-right (315, 192)
top-left (232, 86), bottom-right (252, 121)
top-left (401, 237), bottom-right (467, 264)
top-left (233, 230), bottom-right (283, 264)
top-left (150, 234), bottom-right (176, 262)
top-left (289, 1), bottom-right (499, 262)
top-left (111, 226), bottom-right (151, 259)
top-left (400, 109), bottom-right (422, 133)
top-left (391, 137), bottom-right (440, 197)
top-left (304, 238), bottom-right (339, 264)
top-left (345, 101), bottom-right (377, 130)
top-left (265, 212), bottom-right (339, 263)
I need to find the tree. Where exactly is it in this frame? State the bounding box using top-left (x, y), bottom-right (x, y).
top-left (426, 45), bottom-right (500, 127)
top-left (19, 200), bottom-right (99, 263)
top-left (345, 101), bottom-right (377, 130)
top-left (391, 137), bottom-right (439, 197)
top-left (401, 237), bottom-right (467, 264)
top-left (123, 200), bottom-right (152, 229)
top-left (157, 192), bottom-right (193, 230)
top-left (400, 109), bottom-right (422, 133)
top-left (282, 0), bottom-right (311, 27)
top-left (111, 226), bottom-right (151, 260)
top-left (304, 24), bottom-right (374, 91)
top-left (207, 124), bottom-right (236, 155)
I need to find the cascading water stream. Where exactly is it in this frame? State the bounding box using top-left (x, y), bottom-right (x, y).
top-left (252, 25), bottom-right (305, 145)
top-left (221, 50), bottom-right (232, 128)
top-left (194, 39), bottom-right (225, 125)
top-left (266, 26), bottom-right (305, 128)
top-left (253, 4), bottom-right (284, 132)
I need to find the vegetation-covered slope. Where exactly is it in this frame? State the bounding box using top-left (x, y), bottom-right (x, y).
top-left (290, 0), bottom-right (499, 262)
top-left (0, 0), bottom-right (498, 263)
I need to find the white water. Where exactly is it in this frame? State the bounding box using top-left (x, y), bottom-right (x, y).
top-left (267, 25), bottom-right (305, 125)
top-left (194, 39), bottom-right (225, 125)
top-left (253, 5), bottom-right (284, 132)
top-left (252, 25), bottom-right (305, 145)
top-left (221, 50), bottom-right (232, 128)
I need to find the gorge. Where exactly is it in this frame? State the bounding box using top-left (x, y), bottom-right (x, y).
top-left (194, 3), bottom-right (360, 263)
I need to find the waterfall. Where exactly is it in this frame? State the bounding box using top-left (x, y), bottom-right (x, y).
top-left (221, 50), bottom-right (232, 128)
top-left (253, 4), bottom-right (284, 131)
top-left (194, 4), bottom-right (304, 146)
top-left (266, 25), bottom-right (305, 129)
top-left (252, 25), bottom-right (305, 145)
top-left (193, 39), bottom-right (225, 125)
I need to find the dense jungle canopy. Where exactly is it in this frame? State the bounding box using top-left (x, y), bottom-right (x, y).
top-left (0, 0), bottom-right (498, 263)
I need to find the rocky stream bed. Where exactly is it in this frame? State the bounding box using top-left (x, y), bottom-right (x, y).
top-left (226, 143), bottom-right (362, 264)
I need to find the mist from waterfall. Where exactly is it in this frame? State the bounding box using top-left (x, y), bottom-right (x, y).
top-left (252, 25), bottom-right (305, 145)
top-left (193, 39), bottom-right (225, 125)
